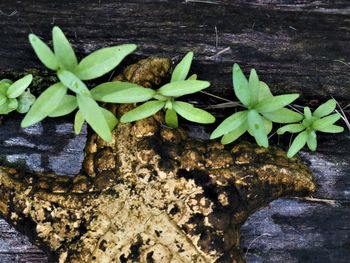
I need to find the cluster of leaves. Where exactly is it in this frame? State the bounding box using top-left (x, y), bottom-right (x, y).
top-left (119, 52), bottom-right (215, 127)
top-left (21, 26), bottom-right (137, 142)
top-left (277, 99), bottom-right (344, 157)
top-left (0, 75), bottom-right (35, 115)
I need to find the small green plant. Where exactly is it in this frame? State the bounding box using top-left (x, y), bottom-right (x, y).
top-left (21, 26), bottom-right (137, 142)
top-left (0, 75), bottom-right (35, 115)
top-left (119, 52), bottom-right (215, 127)
top-left (210, 64), bottom-right (302, 147)
top-left (277, 99), bottom-right (344, 157)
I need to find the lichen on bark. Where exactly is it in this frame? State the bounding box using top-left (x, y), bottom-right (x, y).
top-left (0, 57), bottom-right (316, 263)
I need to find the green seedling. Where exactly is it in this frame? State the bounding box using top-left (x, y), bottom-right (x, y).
top-left (277, 99), bottom-right (344, 157)
top-left (210, 64), bottom-right (302, 147)
top-left (21, 26), bottom-right (137, 142)
top-left (0, 75), bottom-right (35, 115)
top-left (119, 52), bottom-right (215, 128)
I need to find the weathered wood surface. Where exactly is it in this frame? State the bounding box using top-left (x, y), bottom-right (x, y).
top-left (0, 0), bottom-right (349, 262)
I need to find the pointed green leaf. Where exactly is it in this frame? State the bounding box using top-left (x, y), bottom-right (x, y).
top-left (16, 90), bottom-right (36, 114)
top-left (77, 94), bottom-right (112, 142)
top-left (304, 107), bottom-right (312, 120)
top-left (8, 98), bottom-right (18, 110)
top-left (187, 74), bottom-right (197, 80)
top-left (7, 74), bottom-right (33, 98)
top-left (158, 80), bottom-right (210, 97)
top-left (52, 26), bottom-right (78, 70)
top-left (258, 81), bottom-right (273, 101)
top-left (100, 107), bottom-right (118, 131)
top-left (313, 113), bottom-right (341, 130)
top-left (0, 101), bottom-right (11, 114)
top-left (29, 33), bottom-right (59, 70)
top-left (221, 121), bottom-right (248, 145)
top-left (120, 100), bottom-right (165, 123)
top-left (313, 99), bottom-right (336, 118)
top-left (57, 70), bottom-right (91, 96)
top-left (277, 124), bottom-right (305, 135)
top-left (255, 94), bottom-right (299, 113)
top-left (0, 94), bottom-right (6, 106)
top-left (316, 124), bottom-right (344, 133)
top-left (21, 83), bottom-right (67, 127)
top-left (249, 69), bottom-right (259, 105)
top-left (263, 108), bottom-right (303, 123)
top-left (171, 52), bottom-right (194, 82)
top-left (307, 130), bottom-right (317, 151)
top-left (173, 101), bottom-right (215, 124)
top-left (74, 110), bottom-right (85, 134)
top-left (210, 110), bottom-right (248, 139)
top-left (91, 81), bottom-right (155, 103)
top-left (287, 131), bottom-right (308, 158)
top-left (48, 95), bottom-right (78, 117)
top-left (233, 63), bottom-right (250, 106)
top-left (165, 108), bottom-right (178, 128)
top-left (247, 109), bottom-right (268, 147)
top-left (74, 44), bottom-right (137, 80)
top-left (263, 117), bottom-right (273, 134)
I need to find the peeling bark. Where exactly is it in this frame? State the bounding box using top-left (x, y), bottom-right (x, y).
top-left (0, 58), bottom-right (315, 262)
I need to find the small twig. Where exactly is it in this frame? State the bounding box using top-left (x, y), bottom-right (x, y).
top-left (200, 91), bottom-right (233, 103)
top-left (333, 59), bottom-right (350, 67)
top-left (294, 197), bottom-right (339, 206)
top-left (214, 26), bottom-right (218, 49)
top-left (185, 0), bottom-right (219, 4)
top-left (333, 97), bottom-right (350, 132)
top-left (208, 47), bottom-right (231, 59)
top-left (245, 233), bottom-right (272, 257)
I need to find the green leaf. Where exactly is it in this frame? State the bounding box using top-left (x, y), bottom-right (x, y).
top-left (7, 74), bottom-right (33, 98)
top-left (76, 94), bottom-right (112, 142)
top-left (247, 109), bottom-right (268, 147)
top-left (100, 107), bottom-right (118, 131)
top-left (16, 90), bottom-right (36, 114)
top-left (263, 117), bottom-right (273, 134)
top-left (21, 83), bottom-right (67, 127)
top-left (165, 108), bottom-right (178, 128)
top-left (173, 101), bottom-right (215, 124)
top-left (255, 94), bottom-right (299, 113)
top-left (48, 95), bottom-right (78, 117)
top-left (232, 63), bottom-right (250, 106)
top-left (74, 44), bottom-right (137, 80)
top-left (262, 108), bottom-right (303, 123)
top-left (210, 110), bottom-right (248, 139)
top-left (307, 130), bottom-right (317, 151)
top-left (187, 74), bottom-right (197, 80)
top-left (313, 99), bottom-right (336, 118)
top-left (91, 81), bottom-right (155, 103)
top-left (258, 81), bottom-right (273, 101)
top-left (277, 124), bottom-right (305, 135)
top-left (0, 101), bottom-right (11, 114)
top-left (74, 110), bottom-right (85, 134)
top-left (248, 69), bottom-right (259, 105)
top-left (0, 81), bottom-right (10, 96)
top-left (287, 130), bottom-right (308, 158)
top-left (171, 52), bottom-right (194, 82)
top-left (0, 94), bottom-right (6, 106)
top-left (29, 33), bottom-right (59, 70)
top-left (316, 124), bottom-right (344, 133)
top-left (57, 70), bottom-right (91, 96)
top-left (8, 98), bottom-right (18, 110)
top-left (120, 101), bottom-right (165, 123)
top-left (313, 113), bottom-right (341, 130)
top-left (304, 107), bottom-right (312, 120)
top-left (158, 80), bottom-right (210, 97)
top-left (221, 121), bottom-right (248, 145)
top-left (52, 26), bottom-right (78, 71)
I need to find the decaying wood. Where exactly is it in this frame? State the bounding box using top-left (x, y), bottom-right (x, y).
top-left (0, 58), bottom-right (316, 262)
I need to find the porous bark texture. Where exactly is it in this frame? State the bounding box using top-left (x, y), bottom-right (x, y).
top-left (0, 58), bottom-right (315, 263)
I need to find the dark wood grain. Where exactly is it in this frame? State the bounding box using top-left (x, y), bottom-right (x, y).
top-left (0, 0), bottom-right (349, 262)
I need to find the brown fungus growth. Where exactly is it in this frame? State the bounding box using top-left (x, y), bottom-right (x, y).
top-left (0, 57), bottom-right (316, 263)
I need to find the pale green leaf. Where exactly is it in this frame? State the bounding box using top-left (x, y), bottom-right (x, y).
top-left (258, 81), bottom-right (273, 101)
top-left (263, 117), bottom-right (273, 134)
top-left (8, 98), bottom-right (18, 110)
top-left (7, 74), bottom-right (33, 98)
top-left (91, 81), bottom-right (155, 103)
top-left (221, 121), bottom-right (248, 145)
top-left (77, 94), bottom-right (112, 142)
top-left (187, 74), bottom-right (197, 80)
top-left (74, 44), bottom-right (137, 80)
top-left (313, 99), bottom-right (336, 118)
top-left (0, 94), bottom-right (6, 106)
top-left (120, 101), bottom-right (165, 123)
top-left (262, 108), bottom-right (303, 123)
top-left (165, 108), bottom-right (178, 128)
top-left (306, 130), bottom-right (317, 151)
top-left (48, 95), bottom-right (78, 117)
top-left (0, 101), bottom-right (11, 114)
top-left (313, 113), bottom-right (341, 130)
top-left (21, 83), bottom-right (67, 127)
top-left (52, 26), bottom-right (78, 70)
top-left (247, 109), bottom-right (268, 147)
top-left (171, 52), bottom-right (194, 82)
top-left (304, 107), bottom-right (312, 120)
top-left (249, 69), bottom-right (259, 106)
top-left (232, 63), bottom-right (250, 106)
top-left (210, 110), bottom-right (248, 139)
top-left (74, 110), bottom-right (85, 134)
top-left (287, 131), bottom-right (308, 158)
top-left (57, 70), bottom-right (91, 96)
top-left (29, 33), bottom-right (59, 70)
top-left (173, 101), bottom-right (215, 124)
top-left (158, 80), bottom-right (210, 97)
top-left (100, 107), bottom-right (118, 131)
top-left (16, 90), bottom-right (36, 114)
top-left (316, 124), bottom-right (344, 133)
top-left (255, 94), bottom-right (299, 113)
top-left (277, 124), bottom-right (305, 135)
